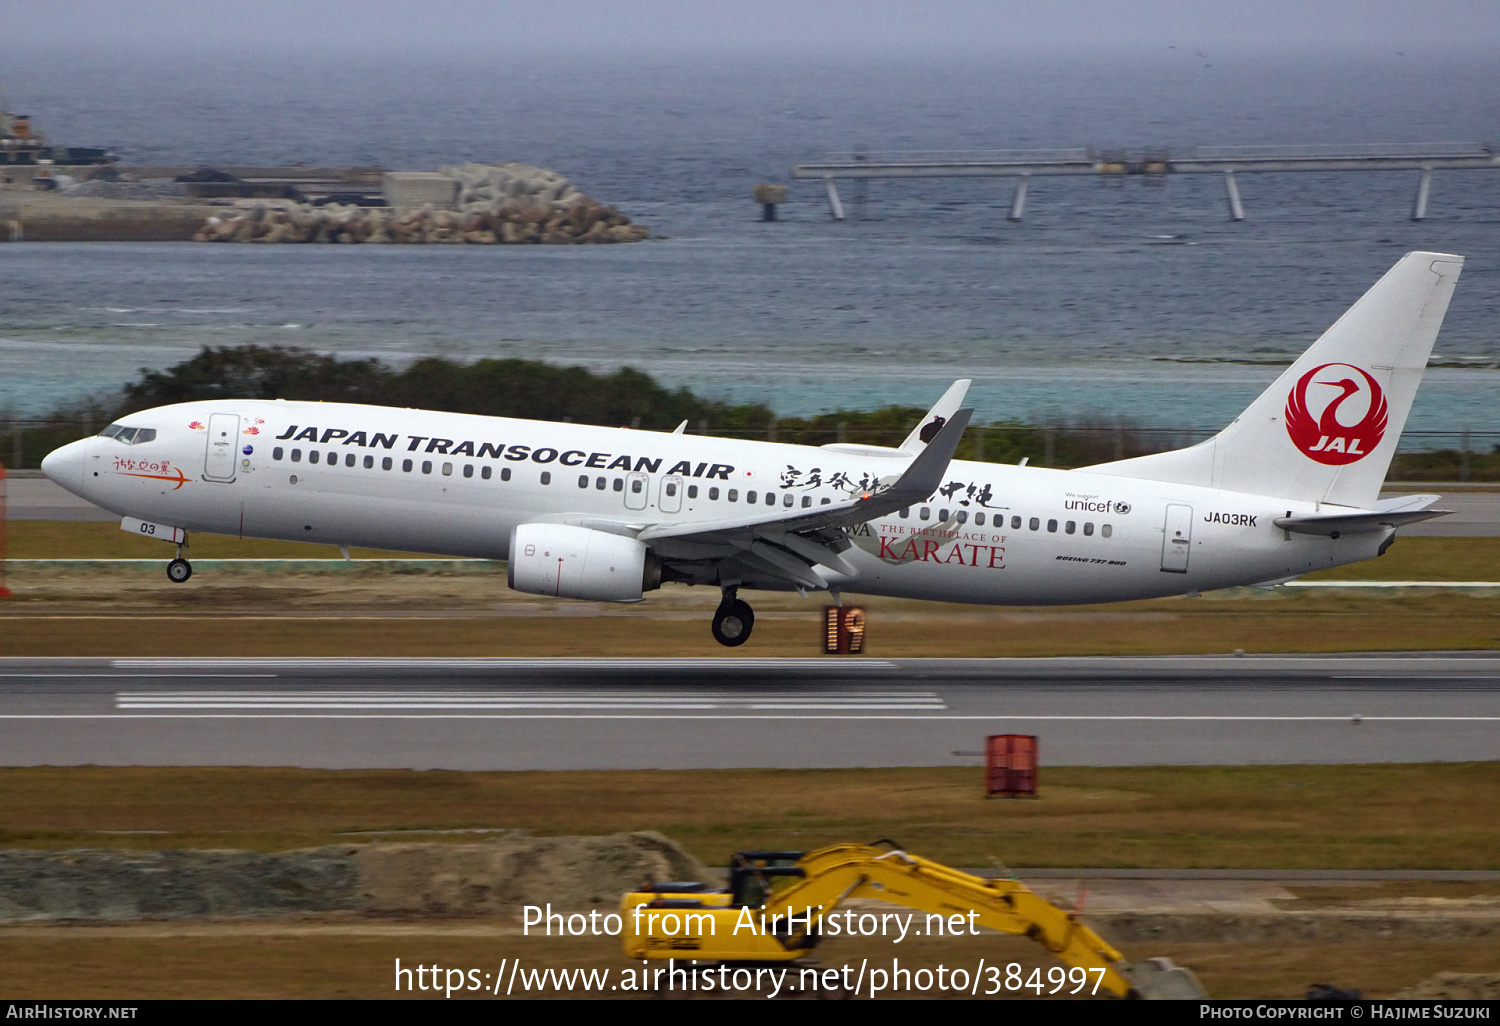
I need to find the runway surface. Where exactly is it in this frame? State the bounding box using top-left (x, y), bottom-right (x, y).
top-left (0, 655), bottom-right (1496, 769)
top-left (8, 475), bottom-right (1498, 534)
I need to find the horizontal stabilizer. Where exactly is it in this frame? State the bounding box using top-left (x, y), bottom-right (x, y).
top-left (1274, 507), bottom-right (1451, 537)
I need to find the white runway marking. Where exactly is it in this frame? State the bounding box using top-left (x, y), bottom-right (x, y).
top-left (111, 658), bottom-right (897, 672)
top-left (0, 674), bottom-right (279, 679)
top-left (113, 689), bottom-right (947, 713)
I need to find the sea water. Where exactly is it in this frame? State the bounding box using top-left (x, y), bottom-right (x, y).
top-left (1, 47), bottom-right (1496, 446)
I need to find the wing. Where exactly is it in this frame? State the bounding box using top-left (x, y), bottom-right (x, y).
top-left (635, 409), bottom-right (974, 590)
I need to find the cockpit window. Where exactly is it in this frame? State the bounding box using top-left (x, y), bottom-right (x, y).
top-left (99, 425), bottom-right (156, 445)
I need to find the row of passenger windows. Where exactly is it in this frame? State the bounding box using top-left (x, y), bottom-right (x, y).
top-left (899, 506), bottom-right (1113, 537)
top-left (267, 448), bottom-right (1110, 534)
top-left (268, 447), bottom-right (836, 506)
top-left (274, 447), bottom-right (517, 480)
top-left (625, 477), bottom-right (831, 507)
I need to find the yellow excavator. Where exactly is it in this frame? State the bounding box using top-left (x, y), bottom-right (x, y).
top-left (621, 841), bottom-right (1205, 999)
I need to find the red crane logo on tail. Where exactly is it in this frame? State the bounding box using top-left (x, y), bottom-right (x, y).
top-left (1284, 363), bottom-right (1388, 466)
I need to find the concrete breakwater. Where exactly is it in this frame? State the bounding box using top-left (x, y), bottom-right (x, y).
top-left (197, 161), bottom-right (649, 245)
top-left (0, 162), bottom-right (648, 244)
top-left (0, 831), bottom-right (708, 922)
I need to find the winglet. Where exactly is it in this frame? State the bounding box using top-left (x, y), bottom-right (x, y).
top-left (835, 407), bottom-right (974, 526)
top-left (900, 380), bottom-right (972, 454)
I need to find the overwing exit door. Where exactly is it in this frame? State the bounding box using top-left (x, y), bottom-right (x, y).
top-left (1160, 503), bottom-right (1192, 573)
top-left (659, 474), bottom-right (684, 514)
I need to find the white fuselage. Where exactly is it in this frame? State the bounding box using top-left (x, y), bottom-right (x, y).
top-left (46, 399), bottom-right (1387, 604)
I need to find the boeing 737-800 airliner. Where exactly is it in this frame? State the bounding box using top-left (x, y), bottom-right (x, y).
top-left (42, 252), bottom-right (1461, 646)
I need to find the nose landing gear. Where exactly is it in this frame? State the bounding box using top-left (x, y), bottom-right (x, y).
top-left (711, 587), bottom-right (754, 647)
top-left (166, 536), bottom-right (192, 584)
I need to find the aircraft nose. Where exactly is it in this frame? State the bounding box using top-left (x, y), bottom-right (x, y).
top-left (41, 439), bottom-right (87, 492)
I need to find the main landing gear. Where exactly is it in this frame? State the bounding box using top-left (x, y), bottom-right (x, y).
top-left (166, 536), bottom-right (192, 584)
top-left (711, 587), bottom-right (754, 647)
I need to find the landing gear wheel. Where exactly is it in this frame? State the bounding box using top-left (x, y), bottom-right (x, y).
top-left (166, 558), bottom-right (192, 584)
top-left (711, 599), bottom-right (754, 647)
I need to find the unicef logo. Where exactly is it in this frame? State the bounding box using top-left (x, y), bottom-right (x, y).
top-left (1113, 502), bottom-right (1131, 515)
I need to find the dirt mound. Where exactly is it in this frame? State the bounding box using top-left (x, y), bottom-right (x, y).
top-left (356, 831), bottom-right (712, 915)
top-left (0, 832), bottom-right (710, 923)
top-left (1395, 972), bottom-right (1500, 999)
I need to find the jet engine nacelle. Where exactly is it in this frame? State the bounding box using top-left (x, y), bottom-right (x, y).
top-left (507, 523), bottom-right (661, 603)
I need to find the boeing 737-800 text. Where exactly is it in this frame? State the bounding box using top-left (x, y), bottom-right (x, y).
top-left (41, 252), bottom-right (1461, 646)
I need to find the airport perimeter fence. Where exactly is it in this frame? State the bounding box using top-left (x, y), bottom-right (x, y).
top-left (5, 415), bottom-right (1497, 480)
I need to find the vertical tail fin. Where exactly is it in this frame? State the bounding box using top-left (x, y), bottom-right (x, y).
top-left (1088, 252), bottom-right (1463, 507)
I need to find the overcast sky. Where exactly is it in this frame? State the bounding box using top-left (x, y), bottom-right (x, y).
top-left (2, 0), bottom-right (1497, 55)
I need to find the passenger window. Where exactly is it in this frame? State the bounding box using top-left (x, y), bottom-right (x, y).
top-left (920, 507), bottom-right (930, 521)
top-left (612, 478), bottom-right (622, 491)
top-left (709, 487), bottom-right (719, 500)
top-left (1048, 519), bottom-right (1058, 533)
top-left (767, 493), bottom-right (777, 506)
top-left (802, 495), bottom-right (811, 508)
top-left (273, 447), bottom-right (284, 461)
top-left (346, 453), bottom-right (356, 468)
top-left (384, 457), bottom-right (394, 471)
top-left (687, 484), bottom-right (698, 499)
top-left (630, 478), bottom-right (641, 493)
top-left (899, 508), bottom-right (909, 518)
top-left (442, 462), bottom-right (452, 476)
top-left (463, 464), bottom-right (474, 478)
top-left (578, 475), bottom-right (589, 488)
top-left (665, 482), bottom-right (677, 497)
top-left (597, 477), bottom-right (607, 490)
top-left (540, 472), bottom-right (551, 485)
top-left (728, 489), bottom-right (738, 502)
top-left (364, 455), bottom-right (374, 469)
top-left (481, 465), bottom-right (491, 479)
top-left (746, 491), bottom-right (756, 503)
top-left (418, 460), bottom-right (430, 474)
top-left (328, 451), bottom-right (338, 464)
top-left (938, 509), bottom-right (949, 522)
top-left (956, 510), bottom-right (967, 524)
top-left (1012, 516), bottom-right (1022, 529)
top-left (501, 467), bottom-right (511, 481)
top-left (974, 512), bottom-right (985, 526)
top-left (1065, 521), bottom-right (1075, 534)
top-left (1029, 517), bottom-right (1039, 531)
top-left (1102, 523), bottom-right (1113, 538)
top-left (402, 459), bottom-right (413, 472)
top-left (783, 494), bottom-right (793, 507)
top-left (821, 497), bottom-right (831, 505)
top-left (1084, 522), bottom-right (1094, 536)
top-left (309, 451), bottom-right (319, 465)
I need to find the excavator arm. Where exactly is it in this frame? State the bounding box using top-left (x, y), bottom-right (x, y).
top-left (621, 842), bottom-right (1205, 999)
